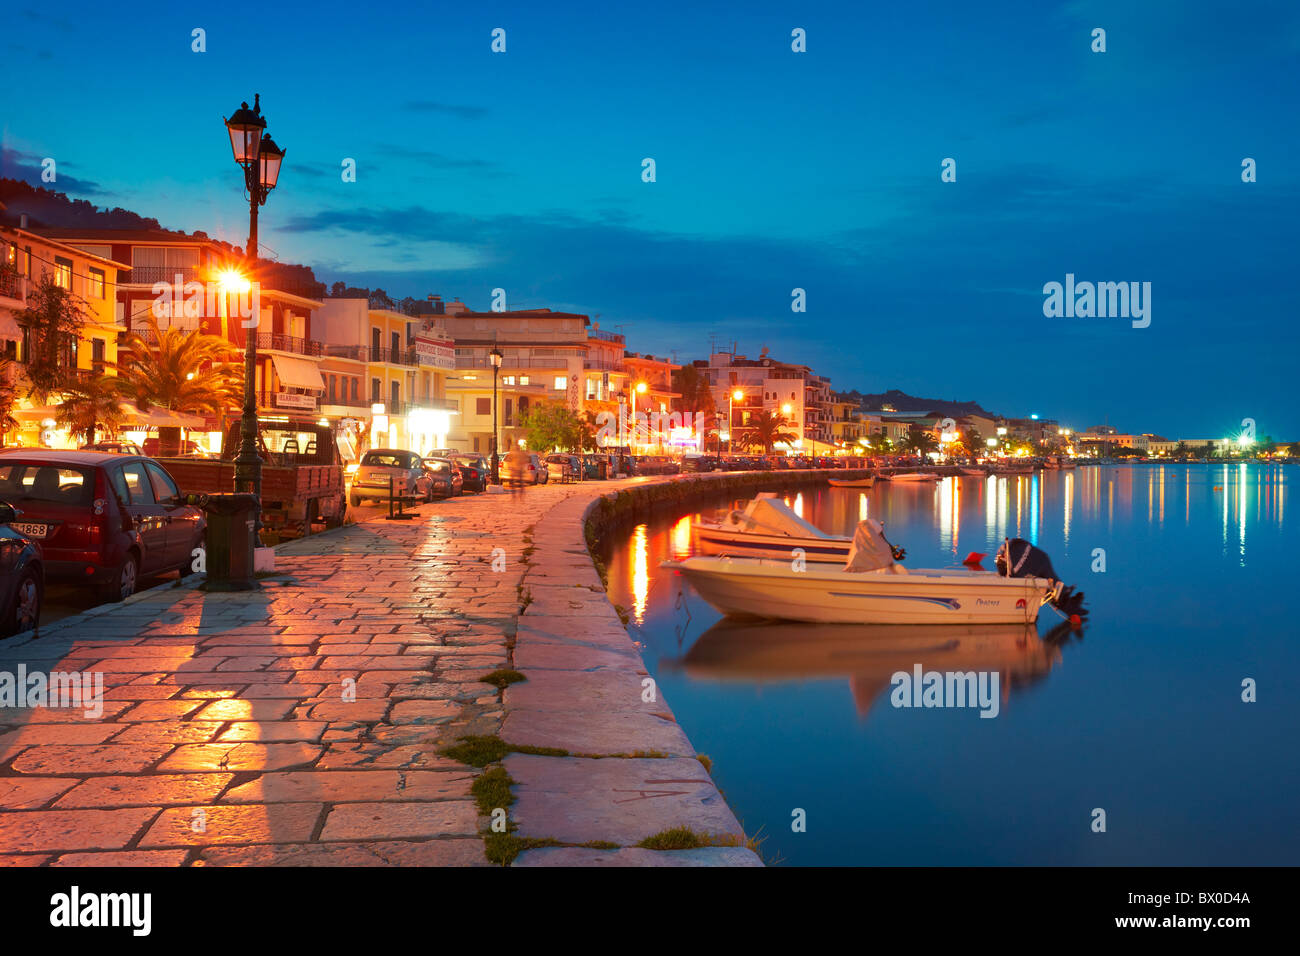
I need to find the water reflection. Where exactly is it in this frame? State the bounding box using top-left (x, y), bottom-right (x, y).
top-left (670, 619), bottom-right (1071, 716)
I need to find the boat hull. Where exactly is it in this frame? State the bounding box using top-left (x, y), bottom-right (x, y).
top-left (827, 478), bottom-right (875, 488)
top-left (666, 557), bottom-right (1049, 625)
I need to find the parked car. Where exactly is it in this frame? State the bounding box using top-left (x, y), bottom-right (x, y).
top-left (0, 450), bottom-right (205, 602)
top-left (581, 454), bottom-right (608, 480)
top-left (421, 457), bottom-right (463, 498)
top-left (0, 501), bottom-right (44, 637)
top-left (350, 449), bottom-right (432, 505)
top-left (81, 441), bottom-right (143, 456)
top-left (450, 454), bottom-right (490, 492)
top-left (546, 453), bottom-right (581, 483)
top-left (526, 452), bottom-right (548, 485)
top-left (681, 455), bottom-right (717, 473)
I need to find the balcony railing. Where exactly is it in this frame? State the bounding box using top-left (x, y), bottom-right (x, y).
top-left (588, 328), bottom-right (625, 344)
top-left (323, 344), bottom-right (368, 361)
top-left (369, 347), bottom-right (417, 367)
top-left (257, 332), bottom-right (323, 357)
top-left (0, 271), bottom-right (23, 302)
top-left (126, 266), bottom-right (202, 285)
top-left (584, 359), bottom-right (625, 372)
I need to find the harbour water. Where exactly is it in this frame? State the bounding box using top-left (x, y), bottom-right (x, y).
top-left (600, 464), bottom-right (1299, 865)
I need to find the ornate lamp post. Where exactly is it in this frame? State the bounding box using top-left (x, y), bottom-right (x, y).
top-left (489, 347), bottom-right (503, 482)
top-left (223, 94), bottom-right (285, 514)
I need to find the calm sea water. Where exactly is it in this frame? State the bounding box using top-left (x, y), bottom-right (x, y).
top-left (601, 464), bottom-right (1299, 866)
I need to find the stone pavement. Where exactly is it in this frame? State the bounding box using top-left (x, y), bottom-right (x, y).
top-left (0, 476), bottom-right (760, 867)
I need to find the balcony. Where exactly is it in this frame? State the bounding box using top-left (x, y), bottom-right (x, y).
top-left (323, 344), bottom-right (368, 362)
top-left (256, 332), bottom-right (323, 357)
top-left (369, 347), bottom-right (417, 367)
top-left (588, 328), bottom-right (625, 344)
top-left (0, 270), bottom-right (23, 303)
top-left (126, 266), bottom-right (202, 285)
top-left (584, 358), bottom-right (625, 372)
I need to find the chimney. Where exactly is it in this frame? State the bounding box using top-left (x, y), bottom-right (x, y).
top-left (19, 214), bottom-right (28, 229)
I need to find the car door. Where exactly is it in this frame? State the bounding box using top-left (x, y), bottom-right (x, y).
top-left (145, 461), bottom-right (197, 568)
top-left (118, 460), bottom-right (170, 574)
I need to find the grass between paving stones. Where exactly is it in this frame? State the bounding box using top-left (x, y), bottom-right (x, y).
top-left (637, 826), bottom-right (769, 857)
top-left (697, 754), bottom-right (713, 774)
top-left (440, 734), bottom-right (569, 767)
top-left (479, 668), bottom-right (527, 690)
top-left (471, 765), bottom-right (516, 814)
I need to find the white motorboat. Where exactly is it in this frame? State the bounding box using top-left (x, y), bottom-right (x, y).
top-left (883, 471), bottom-right (940, 482)
top-left (667, 520), bottom-right (1081, 626)
top-left (692, 493), bottom-right (852, 564)
top-left (959, 467), bottom-right (987, 477)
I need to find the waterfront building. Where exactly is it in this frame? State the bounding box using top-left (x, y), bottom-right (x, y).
top-left (694, 348), bottom-right (835, 453)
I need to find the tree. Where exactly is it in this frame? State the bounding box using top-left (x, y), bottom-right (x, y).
top-left (744, 410), bottom-right (798, 454)
top-left (55, 374), bottom-right (126, 446)
top-left (672, 365), bottom-right (717, 420)
top-left (117, 317), bottom-right (243, 456)
top-left (521, 402), bottom-right (587, 452)
top-left (14, 274), bottom-right (89, 401)
top-left (903, 429), bottom-right (938, 456)
top-left (0, 360), bottom-right (19, 447)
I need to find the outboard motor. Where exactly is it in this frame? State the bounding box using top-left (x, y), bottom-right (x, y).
top-left (995, 537), bottom-right (1088, 620)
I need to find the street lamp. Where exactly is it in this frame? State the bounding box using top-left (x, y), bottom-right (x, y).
top-left (223, 94), bottom-right (285, 520)
top-left (729, 388), bottom-right (744, 459)
top-left (489, 347), bottom-right (503, 482)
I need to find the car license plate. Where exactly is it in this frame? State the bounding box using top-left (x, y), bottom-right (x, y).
top-left (13, 522), bottom-right (48, 538)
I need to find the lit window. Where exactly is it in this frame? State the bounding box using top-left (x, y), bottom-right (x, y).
top-left (88, 267), bottom-right (105, 299)
top-left (554, 376), bottom-right (566, 390)
top-left (54, 257), bottom-right (72, 290)
top-left (519, 376), bottom-right (529, 385)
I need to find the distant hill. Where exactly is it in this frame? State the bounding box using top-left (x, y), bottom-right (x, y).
top-left (838, 389), bottom-right (998, 419)
top-left (0, 178), bottom-right (326, 298)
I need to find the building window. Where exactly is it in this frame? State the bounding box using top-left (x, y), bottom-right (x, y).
top-left (328, 375), bottom-right (336, 403)
top-left (505, 398), bottom-right (514, 426)
top-left (88, 267), bottom-right (105, 299)
top-left (371, 378), bottom-right (380, 403)
top-left (391, 331), bottom-right (400, 356)
top-left (476, 397), bottom-right (491, 416)
top-left (351, 378), bottom-right (359, 402)
top-left (391, 381), bottom-right (400, 410)
top-left (371, 327), bottom-right (380, 355)
top-left (554, 376), bottom-right (566, 390)
top-left (54, 257), bottom-right (72, 290)
top-left (91, 338), bottom-right (106, 374)
top-left (519, 375), bottom-right (529, 386)
top-left (502, 375), bottom-right (515, 386)
top-left (3, 243), bottom-right (13, 268)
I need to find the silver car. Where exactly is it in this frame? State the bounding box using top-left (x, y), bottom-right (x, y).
top-left (350, 449), bottom-right (432, 505)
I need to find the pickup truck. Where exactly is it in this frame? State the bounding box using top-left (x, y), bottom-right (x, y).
top-left (155, 419), bottom-right (346, 539)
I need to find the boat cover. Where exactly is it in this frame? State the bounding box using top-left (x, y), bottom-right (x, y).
top-left (728, 495), bottom-right (831, 539)
top-left (844, 519), bottom-right (903, 573)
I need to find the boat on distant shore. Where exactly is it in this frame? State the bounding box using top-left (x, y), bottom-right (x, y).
top-left (669, 517), bottom-right (1084, 626)
top-left (828, 476), bottom-right (875, 488)
top-left (959, 467), bottom-right (988, 477)
top-left (881, 471), bottom-right (940, 482)
top-left (1043, 455), bottom-right (1076, 470)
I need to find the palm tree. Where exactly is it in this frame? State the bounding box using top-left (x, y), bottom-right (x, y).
top-left (117, 317), bottom-right (242, 456)
top-left (55, 374), bottom-right (127, 446)
top-left (903, 429), bottom-right (938, 457)
top-left (745, 409), bottom-right (798, 454)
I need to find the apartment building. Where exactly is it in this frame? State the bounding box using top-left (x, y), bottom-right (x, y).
top-left (696, 348), bottom-right (835, 452)
top-left (1, 217), bottom-right (128, 445)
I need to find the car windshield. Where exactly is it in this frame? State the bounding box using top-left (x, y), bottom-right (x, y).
top-left (361, 452), bottom-right (416, 469)
top-left (425, 459), bottom-right (451, 473)
top-left (0, 462), bottom-right (95, 506)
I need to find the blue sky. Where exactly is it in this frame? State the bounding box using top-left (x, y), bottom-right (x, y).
top-left (4, 0), bottom-right (1298, 437)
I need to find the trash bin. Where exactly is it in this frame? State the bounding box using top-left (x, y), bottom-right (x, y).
top-left (192, 493), bottom-right (260, 590)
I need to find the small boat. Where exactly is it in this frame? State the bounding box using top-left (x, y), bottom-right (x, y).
top-left (1043, 455), bottom-right (1076, 470)
top-left (828, 476), bottom-right (875, 488)
top-left (885, 471), bottom-right (940, 482)
top-left (693, 493), bottom-right (851, 563)
top-left (666, 522), bottom-right (1084, 626)
top-left (959, 467), bottom-right (987, 477)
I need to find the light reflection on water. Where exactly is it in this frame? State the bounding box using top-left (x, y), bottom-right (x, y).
top-left (603, 464), bottom-right (1297, 866)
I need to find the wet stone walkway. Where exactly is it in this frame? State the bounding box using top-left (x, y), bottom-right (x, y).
top-left (0, 477), bottom-right (760, 867)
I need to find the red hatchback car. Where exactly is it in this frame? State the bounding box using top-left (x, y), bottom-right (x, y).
top-left (0, 451), bottom-right (206, 602)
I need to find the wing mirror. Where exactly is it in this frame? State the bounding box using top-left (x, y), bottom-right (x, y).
top-left (0, 501), bottom-right (19, 524)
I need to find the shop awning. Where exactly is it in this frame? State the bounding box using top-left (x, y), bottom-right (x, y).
top-left (271, 354), bottom-right (325, 392)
